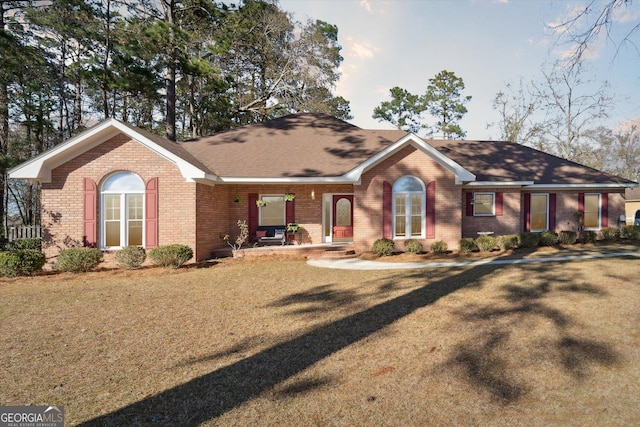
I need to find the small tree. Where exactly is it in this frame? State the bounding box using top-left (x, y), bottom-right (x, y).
top-left (223, 220), bottom-right (249, 257)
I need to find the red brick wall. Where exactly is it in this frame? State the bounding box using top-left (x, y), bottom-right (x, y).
top-left (355, 146), bottom-right (462, 252)
top-left (461, 189), bottom-right (522, 237)
top-left (41, 135), bottom-right (198, 262)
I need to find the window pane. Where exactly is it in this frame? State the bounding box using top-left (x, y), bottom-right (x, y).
top-left (584, 194), bottom-right (600, 229)
top-left (474, 193), bottom-right (494, 215)
top-left (260, 196), bottom-right (285, 226)
top-left (531, 194), bottom-right (548, 230)
top-left (335, 198), bottom-right (352, 226)
top-left (103, 172), bottom-right (144, 192)
top-left (395, 195), bottom-right (406, 236)
top-left (106, 221), bottom-right (120, 247)
top-left (393, 176), bottom-right (423, 192)
top-left (128, 195), bottom-right (143, 220)
top-left (128, 221), bottom-right (143, 246)
top-left (106, 195), bottom-right (120, 221)
top-left (411, 194), bottom-right (422, 236)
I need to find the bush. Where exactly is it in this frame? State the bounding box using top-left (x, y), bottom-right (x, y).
top-left (148, 244), bottom-right (193, 268)
top-left (621, 225), bottom-right (640, 240)
top-left (580, 230), bottom-right (597, 244)
top-left (600, 227), bottom-right (620, 242)
top-left (404, 239), bottom-right (423, 254)
top-left (558, 230), bottom-right (577, 245)
top-left (497, 235), bottom-right (518, 251)
top-left (115, 246), bottom-right (147, 269)
top-left (6, 238), bottom-right (42, 251)
top-left (430, 240), bottom-right (448, 254)
top-left (518, 232), bottom-right (540, 248)
top-left (539, 231), bottom-right (558, 246)
top-left (54, 247), bottom-right (104, 273)
top-left (0, 249), bottom-right (46, 277)
top-left (475, 236), bottom-right (497, 252)
top-left (459, 238), bottom-right (477, 253)
top-left (372, 238), bottom-right (395, 257)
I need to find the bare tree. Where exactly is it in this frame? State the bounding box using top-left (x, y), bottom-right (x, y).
top-left (489, 77), bottom-right (544, 144)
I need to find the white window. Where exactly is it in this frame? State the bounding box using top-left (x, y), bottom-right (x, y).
top-left (530, 194), bottom-right (548, 232)
top-left (101, 172), bottom-right (144, 248)
top-left (259, 195), bottom-right (285, 226)
top-left (474, 192), bottom-right (495, 216)
top-left (584, 193), bottom-right (601, 230)
top-left (393, 176), bottom-right (425, 238)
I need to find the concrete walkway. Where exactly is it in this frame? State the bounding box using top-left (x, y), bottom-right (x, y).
top-left (307, 248), bottom-right (640, 270)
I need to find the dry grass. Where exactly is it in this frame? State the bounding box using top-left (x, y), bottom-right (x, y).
top-left (1, 250), bottom-right (640, 426)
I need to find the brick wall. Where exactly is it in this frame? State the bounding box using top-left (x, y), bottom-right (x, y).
top-left (461, 189), bottom-right (522, 238)
top-left (355, 146), bottom-right (463, 252)
top-left (41, 135), bottom-right (198, 263)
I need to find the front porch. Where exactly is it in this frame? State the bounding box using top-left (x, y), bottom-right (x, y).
top-left (210, 242), bottom-right (356, 260)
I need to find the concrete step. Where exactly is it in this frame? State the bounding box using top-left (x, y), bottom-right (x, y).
top-left (311, 248), bottom-right (357, 260)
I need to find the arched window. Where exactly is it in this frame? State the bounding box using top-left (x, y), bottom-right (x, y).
top-left (101, 172), bottom-right (145, 248)
top-left (393, 176), bottom-right (425, 238)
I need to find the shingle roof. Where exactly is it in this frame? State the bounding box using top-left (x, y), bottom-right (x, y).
top-left (179, 113), bottom-right (406, 178)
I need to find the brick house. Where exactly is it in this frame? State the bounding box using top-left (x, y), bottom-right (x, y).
top-left (8, 113), bottom-right (637, 261)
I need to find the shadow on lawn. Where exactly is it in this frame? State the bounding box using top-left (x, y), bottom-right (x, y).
top-left (79, 259), bottom-right (621, 425)
top-left (79, 263), bottom-right (493, 426)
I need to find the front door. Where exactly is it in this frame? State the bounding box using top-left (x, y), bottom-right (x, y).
top-left (332, 195), bottom-right (353, 241)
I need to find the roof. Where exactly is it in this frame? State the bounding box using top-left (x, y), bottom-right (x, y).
top-left (179, 113), bottom-right (407, 178)
top-left (8, 113), bottom-right (637, 190)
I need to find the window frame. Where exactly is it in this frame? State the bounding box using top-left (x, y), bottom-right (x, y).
top-left (583, 193), bottom-right (601, 230)
top-left (100, 172), bottom-right (145, 250)
top-left (258, 194), bottom-right (286, 226)
top-left (530, 193), bottom-right (549, 232)
top-left (473, 192), bottom-right (495, 216)
top-left (392, 176), bottom-right (425, 239)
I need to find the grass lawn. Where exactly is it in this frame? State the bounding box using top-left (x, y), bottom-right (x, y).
top-left (1, 249), bottom-right (640, 426)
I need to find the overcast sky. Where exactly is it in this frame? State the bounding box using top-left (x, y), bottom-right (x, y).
top-left (279, 0), bottom-right (640, 140)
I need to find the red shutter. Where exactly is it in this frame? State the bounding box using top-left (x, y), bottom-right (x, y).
top-left (382, 181), bottom-right (392, 239)
top-left (145, 177), bottom-right (159, 248)
top-left (286, 195), bottom-right (295, 225)
top-left (426, 181), bottom-right (436, 239)
top-left (248, 193), bottom-right (259, 237)
top-left (578, 193), bottom-right (584, 215)
top-left (601, 193), bottom-right (608, 228)
top-left (83, 178), bottom-right (97, 247)
top-left (466, 192), bottom-right (474, 216)
top-left (495, 192), bottom-right (503, 216)
top-left (549, 193), bottom-right (556, 231)
top-left (524, 193), bottom-right (531, 232)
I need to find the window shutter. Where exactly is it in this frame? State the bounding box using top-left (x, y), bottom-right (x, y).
top-left (145, 177), bottom-right (159, 248)
top-left (601, 193), bottom-right (608, 228)
top-left (549, 193), bottom-right (556, 231)
top-left (578, 193), bottom-right (584, 215)
top-left (382, 181), bottom-right (392, 239)
top-left (83, 178), bottom-right (97, 247)
top-left (465, 192), bottom-right (474, 216)
top-left (524, 193), bottom-right (531, 232)
top-left (248, 193), bottom-right (258, 237)
top-left (286, 195), bottom-right (295, 225)
top-left (426, 181), bottom-right (436, 239)
top-left (495, 192), bottom-right (503, 216)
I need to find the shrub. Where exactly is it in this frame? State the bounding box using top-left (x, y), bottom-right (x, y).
top-left (6, 238), bottom-right (42, 251)
top-left (497, 235), bottom-right (518, 251)
top-left (475, 236), bottom-right (497, 252)
top-left (459, 238), bottom-right (477, 253)
top-left (558, 230), bottom-right (577, 245)
top-left (518, 232), bottom-right (540, 248)
top-left (0, 249), bottom-right (46, 277)
top-left (54, 247), bottom-right (104, 273)
top-left (600, 227), bottom-right (620, 242)
top-left (539, 231), bottom-right (558, 246)
top-left (115, 246), bottom-right (147, 269)
top-left (621, 225), bottom-right (640, 240)
top-left (430, 240), bottom-right (448, 254)
top-left (404, 239), bottom-right (423, 254)
top-left (372, 238), bottom-right (395, 257)
top-left (580, 230), bottom-right (597, 244)
top-left (148, 244), bottom-right (193, 268)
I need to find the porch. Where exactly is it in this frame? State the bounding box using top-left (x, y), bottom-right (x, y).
top-left (210, 242), bottom-right (356, 260)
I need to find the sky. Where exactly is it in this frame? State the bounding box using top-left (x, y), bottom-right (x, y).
top-left (278, 0), bottom-right (640, 140)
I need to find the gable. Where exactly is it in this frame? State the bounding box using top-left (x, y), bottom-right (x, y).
top-left (8, 118), bottom-right (216, 183)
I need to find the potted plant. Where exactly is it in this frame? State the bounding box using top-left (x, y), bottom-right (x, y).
top-left (233, 195), bottom-right (242, 203)
top-left (286, 222), bottom-right (300, 232)
top-left (284, 193), bottom-right (295, 202)
top-left (256, 199), bottom-right (268, 207)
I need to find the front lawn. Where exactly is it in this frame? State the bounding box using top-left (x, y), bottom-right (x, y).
top-left (1, 253), bottom-right (639, 425)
